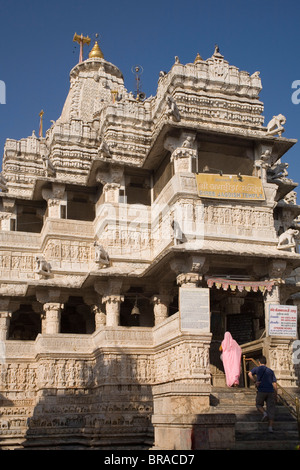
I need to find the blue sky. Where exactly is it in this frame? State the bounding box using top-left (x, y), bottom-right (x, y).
top-left (1, 0), bottom-right (300, 194)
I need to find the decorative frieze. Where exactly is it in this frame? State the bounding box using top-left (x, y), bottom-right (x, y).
top-left (154, 342), bottom-right (210, 384)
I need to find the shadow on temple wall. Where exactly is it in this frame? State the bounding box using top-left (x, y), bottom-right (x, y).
top-left (21, 346), bottom-right (154, 450)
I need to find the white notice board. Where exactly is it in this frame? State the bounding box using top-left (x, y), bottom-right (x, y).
top-left (269, 304), bottom-right (298, 337)
top-left (179, 287), bottom-right (210, 332)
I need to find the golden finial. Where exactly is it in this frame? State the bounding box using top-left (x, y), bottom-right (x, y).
top-left (89, 40), bottom-right (104, 59)
top-left (194, 52), bottom-right (203, 64)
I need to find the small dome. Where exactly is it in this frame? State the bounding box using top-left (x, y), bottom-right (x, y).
top-left (194, 52), bottom-right (203, 64)
top-left (89, 41), bottom-right (104, 59)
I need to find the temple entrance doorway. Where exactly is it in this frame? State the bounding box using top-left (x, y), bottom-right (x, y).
top-left (209, 284), bottom-right (265, 386)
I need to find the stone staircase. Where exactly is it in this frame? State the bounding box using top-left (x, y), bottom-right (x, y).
top-left (210, 387), bottom-right (300, 450)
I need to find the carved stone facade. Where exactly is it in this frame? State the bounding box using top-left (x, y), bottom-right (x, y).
top-left (0, 40), bottom-right (299, 449)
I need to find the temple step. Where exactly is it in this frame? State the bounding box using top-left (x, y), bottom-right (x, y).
top-left (210, 387), bottom-right (300, 450)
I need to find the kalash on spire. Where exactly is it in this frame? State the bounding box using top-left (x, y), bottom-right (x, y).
top-left (73, 33), bottom-right (104, 63)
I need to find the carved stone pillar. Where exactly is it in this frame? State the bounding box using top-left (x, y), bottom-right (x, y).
top-left (176, 272), bottom-right (202, 288)
top-left (170, 255), bottom-right (208, 281)
top-left (102, 182), bottom-right (121, 203)
top-left (96, 164), bottom-right (124, 203)
top-left (36, 288), bottom-right (68, 335)
top-left (164, 131), bottom-right (198, 174)
top-left (102, 295), bottom-right (124, 327)
top-left (42, 182), bottom-right (66, 218)
top-left (94, 279), bottom-right (123, 327)
top-left (0, 198), bottom-right (16, 231)
top-left (43, 303), bottom-right (63, 334)
top-left (0, 298), bottom-right (14, 341)
top-left (170, 147), bottom-right (197, 173)
top-left (0, 312), bottom-right (12, 341)
top-left (151, 294), bottom-right (172, 325)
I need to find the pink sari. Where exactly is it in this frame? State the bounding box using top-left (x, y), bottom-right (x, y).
top-left (221, 332), bottom-right (242, 387)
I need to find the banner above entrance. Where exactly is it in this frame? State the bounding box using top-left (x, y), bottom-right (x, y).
top-left (196, 173), bottom-right (265, 201)
top-left (206, 277), bottom-right (274, 293)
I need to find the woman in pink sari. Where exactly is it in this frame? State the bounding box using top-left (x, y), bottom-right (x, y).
top-left (220, 332), bottom-right (242, 387)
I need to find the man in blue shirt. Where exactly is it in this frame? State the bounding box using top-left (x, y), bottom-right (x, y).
top-left (248, 355), bottom-right (278, 432)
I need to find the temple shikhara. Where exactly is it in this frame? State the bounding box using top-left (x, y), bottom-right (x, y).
top-left (0, 36), bottom-right (299, 450)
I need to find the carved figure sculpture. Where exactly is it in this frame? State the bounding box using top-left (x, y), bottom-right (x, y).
top-left (269, 161), bottom-right (294, 184)
top-left (41, 154), bottom-right (56, 177)
top-left (98, 139), bottom-right (112, 158)
top-left (35, 255), bottom-right (52, 277)
top-left (165, 95), bottom-right (181, 122)
top-left (255, 149), bottom-right (272, 182)
top-left (0, 174), bottom-right (8, 192)
top-left (266, 114), bottom-right (286, 137)
top-left (277, 228), bottom-right (299, 252)
top-left (270, 161), bottom-right (288, 179)
top-left (94, 242), bottom-right (110, 267)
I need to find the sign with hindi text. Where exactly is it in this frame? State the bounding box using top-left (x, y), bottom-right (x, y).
top-left (195, 173), bottom-right (265, 201)
top-left (269, 304), bottom-right (298, 337)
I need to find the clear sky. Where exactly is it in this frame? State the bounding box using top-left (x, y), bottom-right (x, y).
top-left (1, 0), bottom-right (300, 194)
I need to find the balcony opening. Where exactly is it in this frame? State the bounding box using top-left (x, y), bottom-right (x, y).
top-left (9, 305), bottom-right (41, 340)
top-left (16, 203), bottom-right (46, 233)
top-left (66, 192), bottom-right (95, 221)
top-left (61, 296), bottom-right (95, 334)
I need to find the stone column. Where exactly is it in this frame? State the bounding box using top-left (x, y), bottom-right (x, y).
top-left (102, 295), bottom-right (124, 327)
top-left (42, 182), bottom-right (66, 218)
top-left (36, 288), bottom-right (68, 335)
top-left (43, 303), bottom-right (63, 334)
top-left (164, 131), bottom-right (198, 174)
top-left (176, 272), bottom-right (202, 288)
top-left (0, 198), bottom-right (16, 231)
top-left (102, 183), bottom-right (121, 203)
top-left (0, 298), bottom-right (14, 341)
top-left (0, 312), bottom-right (12, 341)
top-left (96, 164), bottom-right (124, 203)
top-left (170, 255), bottom-right (208, 287)
top-left (95, 279), bottom-right (123, 327)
